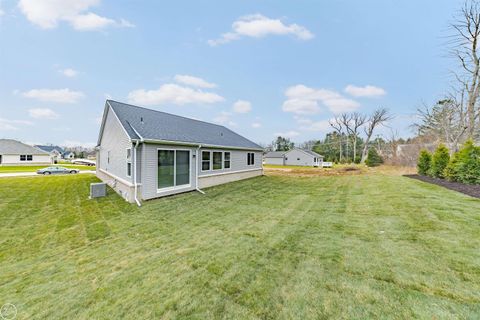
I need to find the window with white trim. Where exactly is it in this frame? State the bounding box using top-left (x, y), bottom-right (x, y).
top-left (202, 151), bottom-right (210, 171)
top-left (213, 152), bottom-right (222, 170)
top-left (126, 148), bottom-right (132, 177)
top-left (224, 152), bottom-right (231, 169)
top-left (247, 152), bottom-right (255, 166)
top-left (20, 155), bottom-right (33, 161)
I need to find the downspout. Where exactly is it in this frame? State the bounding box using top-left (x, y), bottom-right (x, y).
top-left (196, 144), bottom-right (205, 194)
top-left (133, 140), bottom-right (141, 207)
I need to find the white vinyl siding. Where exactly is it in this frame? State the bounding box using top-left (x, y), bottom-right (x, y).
top-left (198, 149), bottom-right (262, 176)
top-left (98, 106), bottom-right (132, 182)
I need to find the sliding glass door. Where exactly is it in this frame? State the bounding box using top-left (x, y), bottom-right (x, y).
top-left (158, 149), bottom-right (190, 190)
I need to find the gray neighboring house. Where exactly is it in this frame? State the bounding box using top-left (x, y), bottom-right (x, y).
top-left (0, 139), bottom-right (51, 165)
top-left (265, 148), bottom-right (323, 167)
top-left (96, 100), bottom-right (264, 204)
top-left (264, 151), bottom-right (287, 165)
top-left (35, 145), bottom-right (65, 163)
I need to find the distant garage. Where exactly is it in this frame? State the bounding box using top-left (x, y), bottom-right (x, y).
top-left (263, 151), bottom-right (286, 165)
top-left (264, 148), bottom-right (323, 167)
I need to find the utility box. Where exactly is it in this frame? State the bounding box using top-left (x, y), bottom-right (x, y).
top-left (90, 182), bottom-right (107, 198)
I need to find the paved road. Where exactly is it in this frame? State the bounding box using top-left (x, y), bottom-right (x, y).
top-left (0, 171), bottom-right (96, 178)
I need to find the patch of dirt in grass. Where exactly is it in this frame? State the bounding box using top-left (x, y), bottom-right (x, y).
top-left (405, 174), bottom-right (480, 199)
top-left (264, 166), bottom-right (366, 177)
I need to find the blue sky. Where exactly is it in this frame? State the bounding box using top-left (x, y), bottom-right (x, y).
top-left (0, 0), bottom-right (464, 147)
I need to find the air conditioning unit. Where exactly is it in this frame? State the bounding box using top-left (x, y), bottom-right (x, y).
top-left (90, 182), bottom-right (107, 198)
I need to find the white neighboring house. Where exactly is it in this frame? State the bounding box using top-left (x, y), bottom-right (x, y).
top-left (265, 148), bottom-right (323, 167)
top-left (63, 152), bottom-right (75, 160)
top-left (35, 145), bottom-right (65, 163)
top-left (0, 139), bottom-right (51, 165)
top-left (264, 151), bottom-right (286, 165)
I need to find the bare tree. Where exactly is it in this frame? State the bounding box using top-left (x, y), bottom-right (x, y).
top-left (329, 117), bottom-right (344, 162)
top-left (361, 108), bottom-right (392, 163)
top-left (341, 112), bottom-right (367, 163)
top-left (451, 0), bottom-right (480, 138)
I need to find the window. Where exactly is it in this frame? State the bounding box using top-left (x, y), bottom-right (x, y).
top-left (20, 155), bottom-right (26, 161)
top-left (107, 151), bottom-right (110, 164)
top-left (247, 152), bottom-right (255, 166)
top-left (297, 158), bottom-right (300, 161)
top-left (27, 155), bottom-right (33, 161)
top-left (224, 152), bottom-right (231, 169)
top-left (202, 151), bottom-right (210, 171)
top-left (126, 148), bottom-right (132, 177)
top-left (213, 152), bottom-right (222, 170)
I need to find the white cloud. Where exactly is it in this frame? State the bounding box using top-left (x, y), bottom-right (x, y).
top-left (174, 75), bottom-right (217, 88)
top-left (60, 68), bottom-right (78, 78)
top-left (232, 100), bottom-right (252, 113)
top-left (28, 108), bottom-right (59, 119)
top-left (300, 119), bottom-right (331, 132)
top-left (208, 14), bottom-right (314, 46)
top-left (282, 84), bottom-right (360, 114)
top-left (251, 122), bottom-right (262, 128)
top-left (282, 99), bottom-right (320, 115)
top-left (18, 0), bottom-right (134, 31)
top-left (23, 88), bottom-right (84, 103)
top-left (0, 117), bottom-right (33, 131)
top-left (345, 85), bottom-right (386, 97)
top-left (68, 12), bottom-right (114, 30)
top-left (213, 111), bottom-right (237, 127)
top-left (274, 130), bottom-right (300, 138)
top-left (128, 84), bottom-right (224, 106)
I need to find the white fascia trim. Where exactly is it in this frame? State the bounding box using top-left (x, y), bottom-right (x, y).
top-left (98, 168), bottom-right (141, 187)
top-left (106, 101), bottom-right (134, 143)
top-left (198, 167), bottom-right (263, 178)
top-left (142, 139), bottom-right (263, 152)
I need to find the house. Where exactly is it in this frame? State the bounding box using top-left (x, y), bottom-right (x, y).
top-left (264, 148), bottom-right (323, 167)
top-left (35, 145), bottom-right (65, 163)
top-left (0, 139), bottom-right (51, 165)
top-left (63, 151), bottom-right (75, 160)
top-left (264, 151), bottom-right (287, 165)
top-left (96, 100), bottom-right (263, 204)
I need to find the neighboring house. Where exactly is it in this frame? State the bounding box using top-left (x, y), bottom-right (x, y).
top-left (0, 139), bottom-right (51, 165)
top-left (285, 149), bottom-right (323, 167)
top-left (264, 151), bottom-right (286, 165)
top-left (63, 152), bottom-right (75, 160)
top-left (35, 145), bottom-right (65, 163)
top-left (96, 100), bottom-right (263, 204)
top-left (264, 148), bottom-right (323, 167)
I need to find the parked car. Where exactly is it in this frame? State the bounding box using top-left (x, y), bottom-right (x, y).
top-left (71, 159), bottom-right (95, 166)
top-left (36, 166), bottom-right (79, 175)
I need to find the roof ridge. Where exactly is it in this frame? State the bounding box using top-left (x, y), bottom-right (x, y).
top-left (107, 99), bottom-right (230, 130)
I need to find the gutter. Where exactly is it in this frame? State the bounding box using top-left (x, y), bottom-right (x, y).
top-left (133, 140), bottom-right (141, 207)
top-left (195, 144), bottom-right (205, 194)
top-left (130, 124), bottom-right (144, 207)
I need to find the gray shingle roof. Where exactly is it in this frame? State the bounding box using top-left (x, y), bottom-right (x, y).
top-left (300, 149), bottom-right (323, 158)
top-left (106, 100), bottom-right (262, 150)
top-left (264, 151), bottom-right (286, 158)
top-left (0, 139), bottom-right (49, 155)
top-left (35, 145), bottom-right (65, 154)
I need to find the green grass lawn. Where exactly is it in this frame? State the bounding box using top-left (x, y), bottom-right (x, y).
top-left (0, 173), bottom-right (479, 319)
top-left (0, 164), bottom-right (95, 173)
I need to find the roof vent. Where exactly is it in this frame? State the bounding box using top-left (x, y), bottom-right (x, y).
top-left (220, 132), bottom-right (223, 136)
top-left (140, 117), bottom-right (144, 124)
